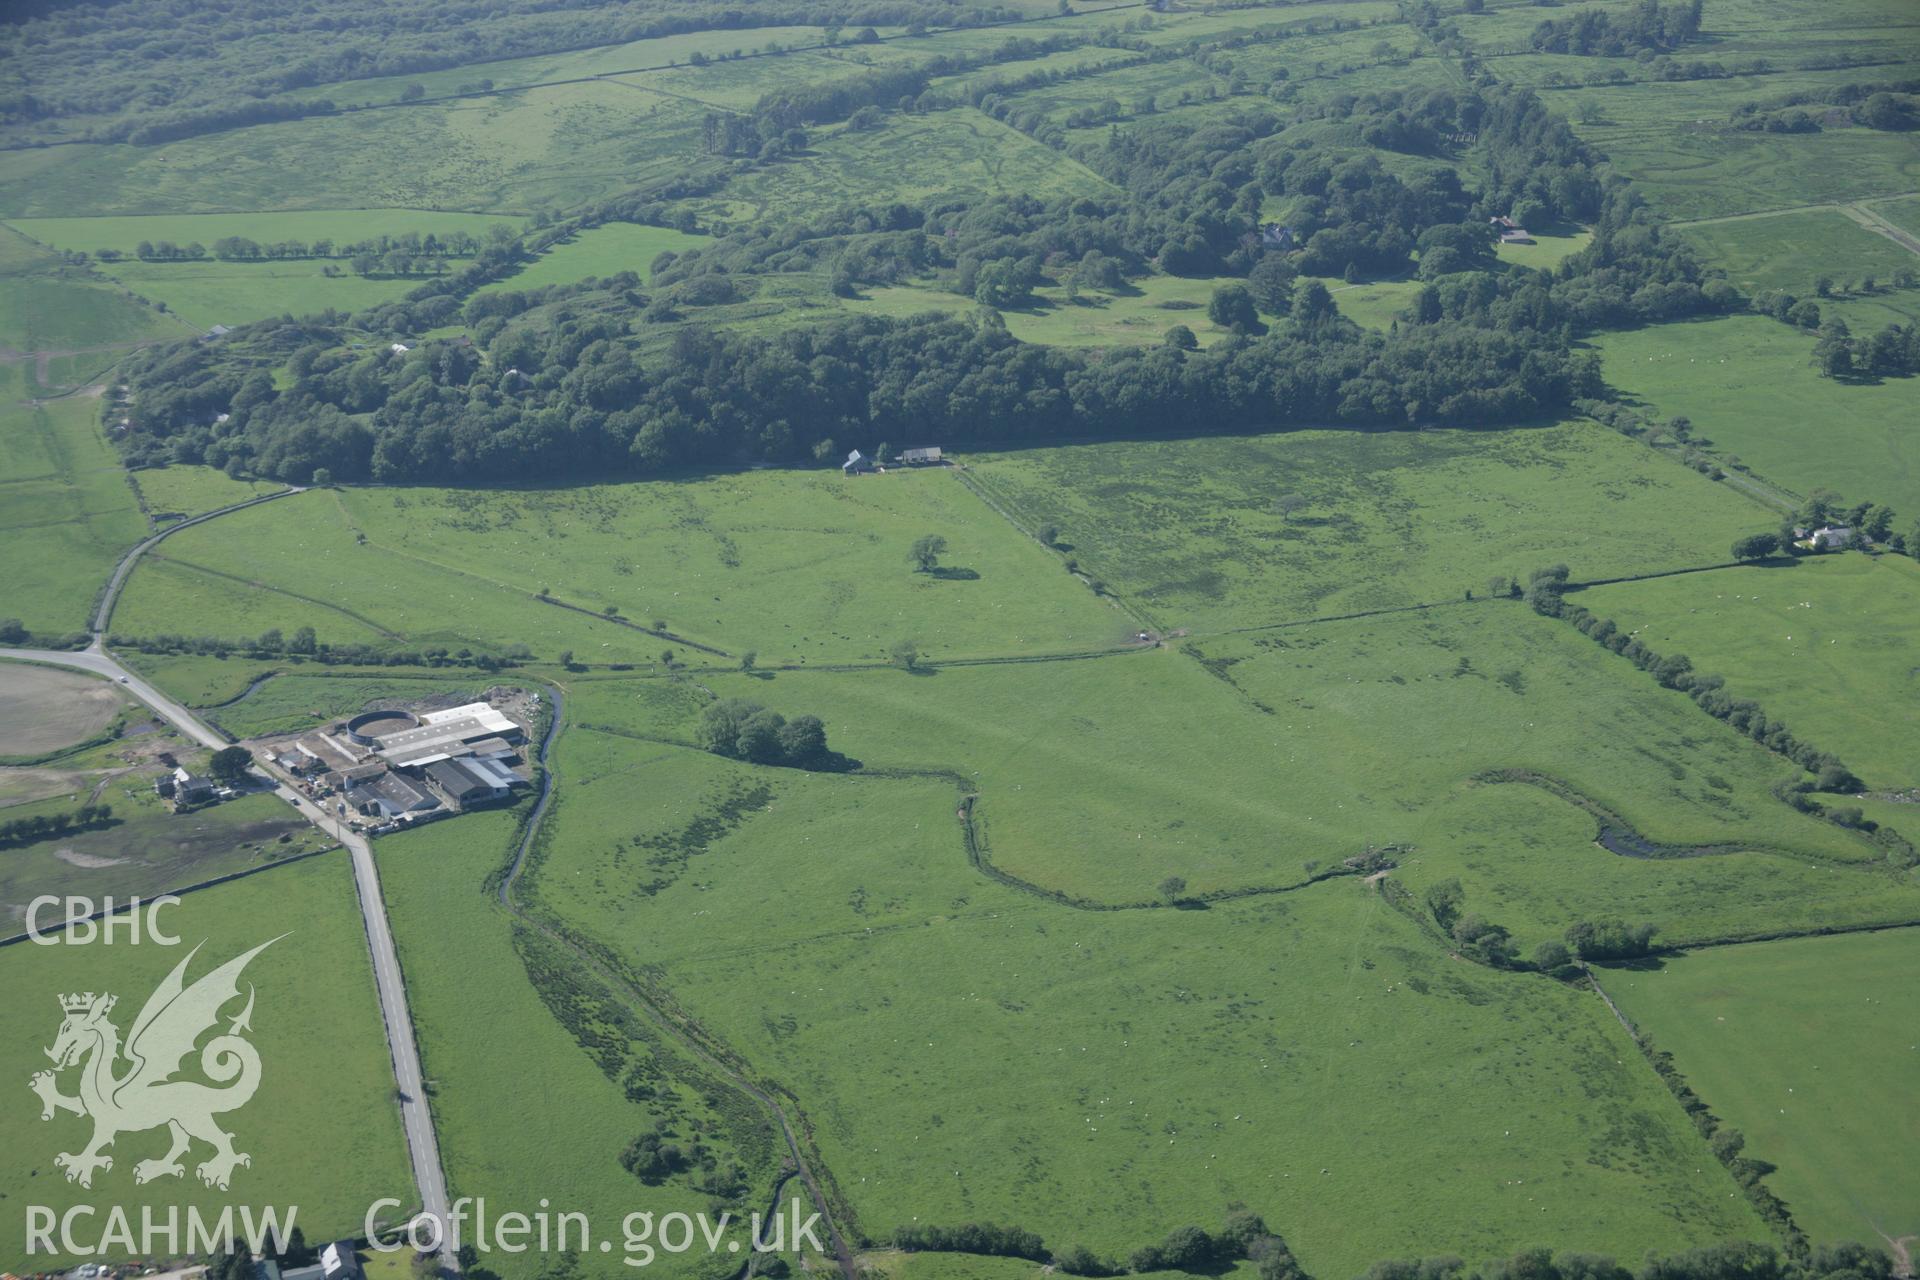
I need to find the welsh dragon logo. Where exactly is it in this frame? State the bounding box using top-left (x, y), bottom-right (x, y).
top-left (30, 938), bottom-right (280, 1190)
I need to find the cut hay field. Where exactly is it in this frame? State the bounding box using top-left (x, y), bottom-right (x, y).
top-left (964, 421), bottom-right (1763, 634)
top-left (0, 395), bottom-right (148, 635)
top-left (525, 694), bottom-right (1766, 1277)
top-left (1595, 316), bottom-right (1920, 514)
top-left (0, 852), bottom-right (411, 1264)
top-left (112, 469), bottom-right (1124, 664)
top-left (1580, 554), bottom-right (1920, 791)
top-left (1605, 929), bottom-right (1920, 1251)
top-left (379, 811), bottom-right (780, 1280)
top-left (0, 663), bottom-right (128, 756)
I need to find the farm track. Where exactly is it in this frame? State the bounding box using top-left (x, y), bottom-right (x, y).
top-left (496, 688), bottom-right (861, 1280)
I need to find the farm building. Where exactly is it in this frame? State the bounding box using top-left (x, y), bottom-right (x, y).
top-left (1490, 215), bottom-right (1533, 244)
top-left (319, 1242), bottom-right (364, 1280)
top-left (900, 446), bottom-right (944, 465)
top-left (170, 768), bottom-right (214, 804)
top-left (843, 449), bottom-right (869, 475)
top-left (1260, 223), bottom-right (1295, 249)
top-left (375, 702), bottom-right (523, 768)
top-left (347, 771), bottom-right (438, 819)
top-left (423, 757), bottom-right (516, 806)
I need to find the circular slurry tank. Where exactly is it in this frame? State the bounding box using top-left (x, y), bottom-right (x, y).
top-left (346, 708), bottom-right (419, 746)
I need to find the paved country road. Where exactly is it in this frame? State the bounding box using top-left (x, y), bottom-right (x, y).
top-left (1, 637), bottom-right (456, 1252)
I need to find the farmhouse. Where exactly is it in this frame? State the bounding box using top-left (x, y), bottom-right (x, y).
top-left (1811, 525), bottom-right (1854, 549)
top-left (842, 449), bottom-right (869, 475)
top-left (170, 767), bottom-right (214, 804)
top-left (1260, 223), bottom-right (1295, 249)
top-left (900, 446), bottom-right (944, 465)
top-left (1490, 215), bottom-right (1533, 244)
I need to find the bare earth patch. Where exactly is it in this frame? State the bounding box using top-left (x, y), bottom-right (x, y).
top-left (0, 664), bottom-right (125, 755)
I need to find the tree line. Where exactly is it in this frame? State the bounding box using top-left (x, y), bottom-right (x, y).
top-left (1524, 566), bottom-right (1915, 869)
top-left (0, 804), bottom-right (115, 848)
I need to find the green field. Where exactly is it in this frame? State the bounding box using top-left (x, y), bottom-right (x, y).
top-left (844, 272), bottom-right (1249, 347)
top-left (96, 259), bottom-right (422, 330)
top-left (1674, 210), bottom-right (1920, 301)
top-left (112, 468), bottom-right (1124, 664)
top-left (131, 465), bottom-right (285, 519)
top-left (1605, 929), bottom-right (1920, 1251)
top-left (0, 394), bottom-right (147, 635)
top-left (478, 223), bottom-right (708, 292)
top-left (0, 852), bottom-right (412, 1263)
top-left (6, 209), bottom-right (525, 256)
top-left (965, 421), bottom-right (1764, 634)
top-left (521, 680), bottom-right (1769, 1276)
top-left (379, 811), bottom-right (781, 1280)
top-left (205, 671), bottom-right (492, 740)
top-left (1596, 316), bottom-right (1920, 514)
top-left (1582, 554), bottom-right (1920, 790)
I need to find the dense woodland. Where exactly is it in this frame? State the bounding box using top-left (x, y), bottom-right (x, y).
top-left (113, 83), bottom-right (1743, 485)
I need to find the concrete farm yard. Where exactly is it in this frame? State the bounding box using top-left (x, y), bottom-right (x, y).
top-left (4, 0), bottom-right (1920, 1274)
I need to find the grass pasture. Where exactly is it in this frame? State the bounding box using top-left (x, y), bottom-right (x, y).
top-left (1605, 929), bottom-right (1920, 1251)
top-left (1595, 316), bottom-right (1920, 514)
top-left (95, 258), bottom-right (421, 330)
top-left (965, 421), bottom-right (1762, 634)
top-left (0, 395), bottom-right (148, 635)
top-left (1674, 209), bottom-right (1920, 301)
top-left (131, 464), bottom-right (284, 519)
top-left (844, 272), bottom-right (1249, 347)
top-left (379, 811), bottom-right (779, 1280)
top-left (0, 852), bottom-right (412, 1264)
top-left (112, 470), bottom-right (1122, 664)
top-left (684, 110), bottom-right (1116, 230)
top-left (476, 222), bottom-right (708, 293)
top-left (525, 696), bottom-right (1767, 1276)
top-left (1580, 553), bottom-right (1920, 790)
top-left (653, 603), bottom-right (1900, 928)
top-left (6, 209), bottom-right (525, 257)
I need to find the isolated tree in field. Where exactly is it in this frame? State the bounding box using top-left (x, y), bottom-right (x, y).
top-left (890, 639), bottom-right (920, 670)
top-left (1274, 492), bottom-right (1308, 521)
top-left (1164, 324), bottom-right (1199, 350)
top-left (557, 649), bottom-right (575, 670)
top-left (1158, 875), bottom-right (1187, 904)
top-left (739, 650), bottom-right (757, 672)
top-left (1208, 283), bottom-right (1260, 332)
top-left (1425, 877), bottom-right (1464, 929)
top-left (1731, 532), bottom-right (1778, 561)
top-left (208, 746), bottom-right (252, 785)
top-left (1037, 523), bottom-right (1059, 547)
top-left (910, 534), bottom-right (948, 572)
